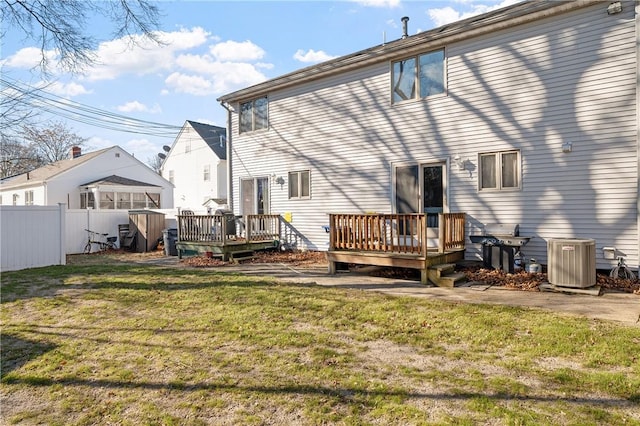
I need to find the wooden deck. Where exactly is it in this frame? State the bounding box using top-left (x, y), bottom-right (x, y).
top-left (175, 213), bottom-right (281, 260)
top-left (327, 213), bottom-right (466, 285)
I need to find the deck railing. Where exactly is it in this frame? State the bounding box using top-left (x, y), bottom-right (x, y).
top-left (328, 213), bottom-right (465, 255)
top-left (177, 214), bottom-right (281, 243)
top-left (245, 214), bottom-right (281, 242)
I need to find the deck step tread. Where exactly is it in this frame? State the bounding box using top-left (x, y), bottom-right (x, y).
top-left (428, 269), bottom-right (467, 288)
top-left (431, 263), bottom-right (456, 273)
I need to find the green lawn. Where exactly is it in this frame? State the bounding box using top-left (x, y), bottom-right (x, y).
top-left (1, 256), bottom-right (639, 425)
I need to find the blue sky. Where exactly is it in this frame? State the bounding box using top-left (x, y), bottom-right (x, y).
top-left (1, 0), bottom-right (520, 165)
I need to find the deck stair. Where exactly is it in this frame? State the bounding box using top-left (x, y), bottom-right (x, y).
top-left (428, 263), bottom-right (467, 288)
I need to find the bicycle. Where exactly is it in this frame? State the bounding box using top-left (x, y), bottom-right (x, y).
top-left (84, 229), bottom-right (118, 254)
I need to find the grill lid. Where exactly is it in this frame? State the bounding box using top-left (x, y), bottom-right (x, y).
top-left (483, 223), bottom-right (519, 237)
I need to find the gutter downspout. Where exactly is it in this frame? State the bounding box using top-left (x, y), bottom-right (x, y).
top-left (220, 101), bottom-right (234, 213)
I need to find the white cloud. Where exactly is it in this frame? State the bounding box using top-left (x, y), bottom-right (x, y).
top-left (209, 40), bottom-right (265, 62)
top-left (125, 138), bottom-right (158, 159)
top-left (351, 0), bottom-right (400, 7)
top-left (165, 57), bottom-right (267, 95)
top-left (45, 81), bottom-right (92, 97)
top-left (83, 27), bottom-right (211, 81)
top-left (86, 136), bottom-right (114, 151)
top-left (2, 46), bottom-right (59, 70)
top-left (164, 72), bottom-right (213, 96)
top-left (117, 100), bottom-right (161, 114)
top-left (293, 49), bottom-right (338, 64)
top-left (428, 0), bottom-right (522, 27)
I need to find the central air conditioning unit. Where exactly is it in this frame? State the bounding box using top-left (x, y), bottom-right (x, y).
top-left (547, 238), bottom-right (596, 288)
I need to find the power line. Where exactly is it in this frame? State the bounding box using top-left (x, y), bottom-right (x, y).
top-left (1, 77), bottom-right (184, 138)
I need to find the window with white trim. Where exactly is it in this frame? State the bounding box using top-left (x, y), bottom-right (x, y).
top-left (479, 150), bottom-right (521, 191)
top-left (288, 170), bottom-right (310, 199)
top-left (80, 192), bottom-right (95, 209)
top-left (203, 164), bottom-right (210, 181)
top-left (117, 192), bottom-right (131, 209)
top-left (132, 193), bottom-right (146, 209)
top-left (392, 49), bottom-right (445, 103)
top-left (24, 190), bottom-right (34, 205)
top-left (240, 96), bottom-right (268, 133)
top-left (100, 192), bottom-right (115, 209)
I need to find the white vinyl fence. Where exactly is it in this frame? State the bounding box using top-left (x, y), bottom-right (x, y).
top-left (1, 206), bottom-right (174, 271)
top-left (66, 209), bottom-right (130, 254)
top-left (1, 204), bottom-right (66, 271)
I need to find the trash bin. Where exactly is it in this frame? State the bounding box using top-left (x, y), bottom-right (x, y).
top-left (163, 228), bottom-right (178, 256)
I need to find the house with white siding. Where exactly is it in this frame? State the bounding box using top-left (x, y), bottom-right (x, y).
top-left (0, 146), bottom-right (174, 210)
top-left (217, 0), bottom-right (639, 271)
top-left (161, 120), bottom-right (227, 213)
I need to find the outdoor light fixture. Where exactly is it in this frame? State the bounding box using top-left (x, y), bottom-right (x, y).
top-left (562, 141), bottom-right (573, 153)
top-left (607, 1), bottom-right (622, 15)
top-left (453, 155), bottom-right (465, 170)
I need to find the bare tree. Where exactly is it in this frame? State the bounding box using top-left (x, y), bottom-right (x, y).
top-left (147, 154), bottom-right (164, 174)
top-left (20, 121), bottom-right (87, 164)
top-left (1, 0), bottom-right (162, 74)
top-left (0, 134), bottom-right (40, 178)
top-left (1, 120), bottom-right (89, 177)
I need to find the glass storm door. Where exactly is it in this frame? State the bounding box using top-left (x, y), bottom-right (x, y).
top-left (395, 163), bottom-right (445, 228)
top-left (241, 177), bottom-right (269, 215)
top-left (422, 165), bottom-right (444, 228)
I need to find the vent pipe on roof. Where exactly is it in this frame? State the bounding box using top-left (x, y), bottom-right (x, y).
top-left (401, 16), bottom-right (409, 39)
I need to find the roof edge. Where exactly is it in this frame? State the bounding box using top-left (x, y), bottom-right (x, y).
top-left (218, 0), bottom-right (599, 103)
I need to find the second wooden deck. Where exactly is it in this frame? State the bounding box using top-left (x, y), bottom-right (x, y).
top-left (327, 213), bottom-right (466, 285)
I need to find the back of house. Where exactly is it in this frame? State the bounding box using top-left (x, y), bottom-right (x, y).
top-left (218, 0), bottom-right (639, 271)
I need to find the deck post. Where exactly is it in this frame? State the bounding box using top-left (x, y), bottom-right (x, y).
top-left (328, 259), bottom-right (337, 275)
top-left (420, 268), bottom-right (429, 285)
top-left (438, 213), bottom-right (445, 253)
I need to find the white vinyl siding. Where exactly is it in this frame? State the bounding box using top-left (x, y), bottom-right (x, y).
top-left (229, 1), bottom-right (637, 267)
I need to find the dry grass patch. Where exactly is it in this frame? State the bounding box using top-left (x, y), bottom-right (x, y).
top-left (2, 255), bottom-right (639, 425)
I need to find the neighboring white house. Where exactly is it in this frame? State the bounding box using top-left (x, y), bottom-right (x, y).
top-left (217, 0), bottom-right (639, 270)
top-left (0, 145), bottom-right (174, 209)
top-left (161, 120), bottom-right (227, 213)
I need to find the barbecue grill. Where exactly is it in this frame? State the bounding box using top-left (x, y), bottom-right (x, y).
top-left (469, 224), bottom-right (531, 273)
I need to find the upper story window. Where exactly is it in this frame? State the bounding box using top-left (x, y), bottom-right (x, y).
top-left (288, 170), bottom-right (310, 199)
top-left (185, 140), bottom-right (191, 153)
top-left (12, 194), bottom-right (18, 205)
top-left (203, 164), bottom-right (210, 181)
top-left (479, 150), bottom-right (521, 191)
top-left (392, 49), bottom-right (445, 103)
top-left (240, 96), bottom-right (268, 133)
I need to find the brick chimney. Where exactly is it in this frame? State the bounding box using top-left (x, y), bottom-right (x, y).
top-left (71, 146), bottom-right (81, 158)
